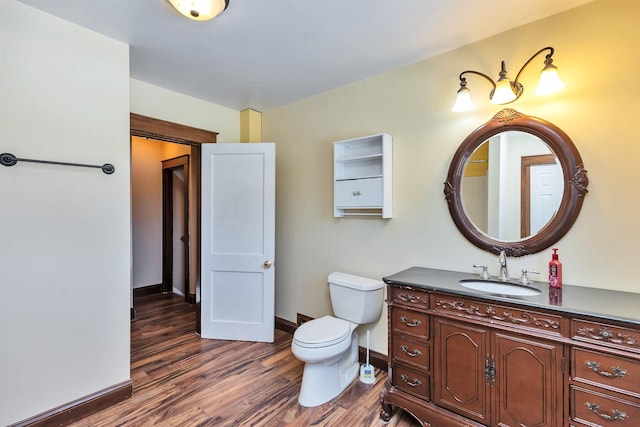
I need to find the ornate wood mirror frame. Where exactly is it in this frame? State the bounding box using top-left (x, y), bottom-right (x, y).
top-left (444, 108), bottom-right (588, 257)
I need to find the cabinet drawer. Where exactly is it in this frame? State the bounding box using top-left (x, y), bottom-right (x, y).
top-left (431, 293), bottom-right (563, 337)
top-left (389, 286), bottom-right (429, 309)
top-left (391, 307), bottom-right (429, 340)
top-left (573, 348), bottom-right (640, 397)
top-left (572, 319), bottom-right (640, 354)
top-left (393, 364), bottom-right (430, 400)
top-left (393, 335), bottom-right (429, 369)
top-left (570, 385), bottom-right (640, 426)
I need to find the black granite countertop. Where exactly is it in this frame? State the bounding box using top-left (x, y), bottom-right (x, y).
top-left (383, 267), bottom-right (640, 326)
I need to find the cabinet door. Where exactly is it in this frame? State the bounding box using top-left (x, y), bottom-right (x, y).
top-left (334, 180), bottom-right (359, 207)
top-left (433, 318), bottom-right (490, 424)
top-left (356, 177), bottom-right (383, 206)
top-left (334, 177), bottom-right (383, 208)
top-left (494, 332), bottom-right (563, 427)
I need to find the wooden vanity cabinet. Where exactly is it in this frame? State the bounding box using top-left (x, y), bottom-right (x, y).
top-left (433, 317), bottom-right (563, 427)
top-left (381, 283), bottom-right (640, 427)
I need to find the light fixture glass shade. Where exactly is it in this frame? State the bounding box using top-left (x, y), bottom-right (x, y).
top-left (534, 64), bottom-right (565, 96)
top-left (452, 86), bottom-right (474, 112)
top-left (168, 0), bottom-right (228, 21)
top-left (491, 78), bottom-right (517, 104)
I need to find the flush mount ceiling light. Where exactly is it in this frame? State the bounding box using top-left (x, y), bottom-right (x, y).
top-left (167, 0), bottom-right (229, 21)
top-left (452, 47), bottom-right (565, 112)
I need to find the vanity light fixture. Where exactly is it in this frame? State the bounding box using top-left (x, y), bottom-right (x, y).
top-left (167, 0), bottom-right (229, 21)
top-left (452, 47), bottom-right (565, 112)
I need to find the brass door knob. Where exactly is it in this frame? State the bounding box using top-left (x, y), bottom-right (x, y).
top-left (263, 260), bottom-right (272, 269)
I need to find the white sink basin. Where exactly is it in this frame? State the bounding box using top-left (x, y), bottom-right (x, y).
top-left (459, 279), bottom-right (542, 297)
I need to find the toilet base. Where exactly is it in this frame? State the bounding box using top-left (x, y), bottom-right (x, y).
top-left (297, 333), bottom-right (359, 407)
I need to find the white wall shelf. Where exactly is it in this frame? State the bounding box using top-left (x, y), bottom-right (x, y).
top-left (333, 133), bottom-right (392, 218)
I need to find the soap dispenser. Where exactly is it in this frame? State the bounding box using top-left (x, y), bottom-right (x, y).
top-left (548, 248), bottom-right (562, 288)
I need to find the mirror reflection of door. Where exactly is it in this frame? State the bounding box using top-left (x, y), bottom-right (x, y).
top-left (521, 155), bottom-right (563, 238)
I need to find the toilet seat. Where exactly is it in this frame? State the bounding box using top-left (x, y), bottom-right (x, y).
top-left (294, 316), bottom-right (351, 348)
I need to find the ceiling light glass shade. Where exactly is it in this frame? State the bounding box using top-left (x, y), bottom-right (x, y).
top-left (491, 78), bottom-right (517, 104)
top-left (534, 64), bottom-right (565, 96)
top-left (167, 0), bottom-right (229, 21)
top-left (452, 86), bottom-right (474, 112)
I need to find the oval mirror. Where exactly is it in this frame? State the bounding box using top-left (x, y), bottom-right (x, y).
top-left (444, 109), bottom-right (588, 257)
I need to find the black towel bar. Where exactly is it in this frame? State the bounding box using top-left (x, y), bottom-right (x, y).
top-left (0, 152), bottom-right (114, 175)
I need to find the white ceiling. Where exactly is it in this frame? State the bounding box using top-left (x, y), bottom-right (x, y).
top-left (18, 0), bottom-right (592, 111)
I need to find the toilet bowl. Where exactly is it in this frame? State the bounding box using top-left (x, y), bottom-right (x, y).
top-left (291, 272), bottom-right (384, 407)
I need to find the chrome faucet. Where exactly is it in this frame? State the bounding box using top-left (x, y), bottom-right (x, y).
top-left (498, 250), bottom-right (509, 281)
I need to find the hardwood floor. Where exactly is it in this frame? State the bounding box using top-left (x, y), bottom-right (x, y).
top-left (69, 293), bottom-right (420, 427)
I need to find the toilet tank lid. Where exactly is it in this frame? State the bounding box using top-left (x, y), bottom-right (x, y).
top-left (328, 272), bottom-right (383, 291)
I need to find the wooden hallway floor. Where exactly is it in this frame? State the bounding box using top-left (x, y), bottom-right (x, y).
top-left (69, 293), bottom-right (420, 427)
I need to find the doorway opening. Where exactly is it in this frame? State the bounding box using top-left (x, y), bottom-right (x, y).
top-left (162, 155), bottom-right (190, 301)
top-left (130, 113), bottom-right (218, 334)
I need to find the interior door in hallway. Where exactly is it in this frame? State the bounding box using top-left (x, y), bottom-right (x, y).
top-left (201, 143), bottom-right (275, 342)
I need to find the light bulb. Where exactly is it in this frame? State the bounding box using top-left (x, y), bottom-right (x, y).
top-left (452, 86), bottom-right (474, 112)
top-left (168, 0), bottom-right (228, 21)
top-left (535, 64), bottom-right (565, 96)
top-left (491, 78), bottom-right (517, 104)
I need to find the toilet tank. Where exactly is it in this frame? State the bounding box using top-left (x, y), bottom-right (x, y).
top-left (328, 272), bottom-right (384, 324)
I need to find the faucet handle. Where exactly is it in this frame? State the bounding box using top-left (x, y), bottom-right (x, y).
top-left (519, 269), bottom-right (540, 285)
top-left (473, 264), bottom-right (490, 280)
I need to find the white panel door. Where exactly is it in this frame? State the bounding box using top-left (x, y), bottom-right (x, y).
top-left (201, 143), bottom-right (275, 342)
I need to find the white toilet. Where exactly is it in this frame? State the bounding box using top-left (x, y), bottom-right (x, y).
top-left (291, 272), bottom-right (384, 407)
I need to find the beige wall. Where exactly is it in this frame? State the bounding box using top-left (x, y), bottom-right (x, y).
top-left (0, 1), bottom-right (131, 424)
top-left (130, 79), bottom-right (241, 143)
top-left (131, 137), bottom-right (191, 289)
top-left (263, 0), bottom-right (640, 354)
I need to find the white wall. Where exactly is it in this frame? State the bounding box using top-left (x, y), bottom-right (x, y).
top-left (0, 1), bottom-right (131, 424)
top-left (263, 0), bottom-right (640, 355)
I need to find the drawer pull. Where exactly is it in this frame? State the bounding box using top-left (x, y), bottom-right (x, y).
top-left (399, 293), bottom-right (417, 303)
top-left (585, 402), bottom-right (628, 421)
top-left (585, 361), bottom-right (629, 378)
top-left (400, 345), bottom-right (422, 357)
top-left (400, 316), bottom-right (422, 327)
top-left (400, 373), bottom-right (422, 387)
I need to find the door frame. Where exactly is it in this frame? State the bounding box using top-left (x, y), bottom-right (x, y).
top-left (520, 154), bottom-right (557, 238)
top-left (130, 112), bottom-right (218, 333)
top-left (162, 155), bottom-right (190, 300)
